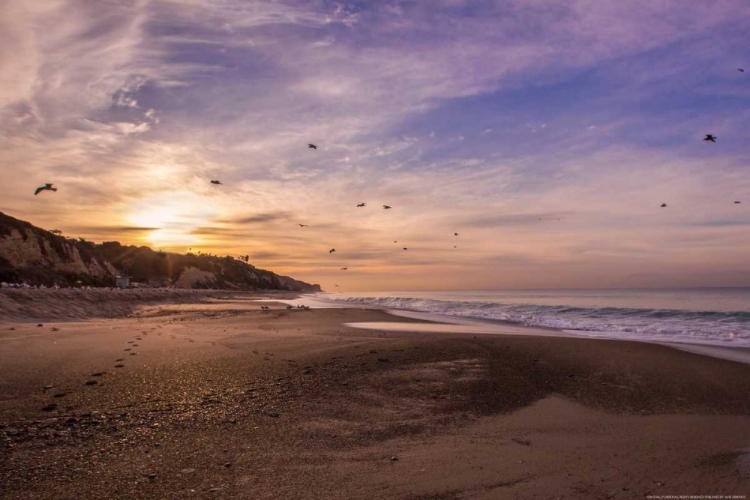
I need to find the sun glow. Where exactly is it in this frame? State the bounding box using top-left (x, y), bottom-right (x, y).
top-left (127, 193), bottom-right (215, 248)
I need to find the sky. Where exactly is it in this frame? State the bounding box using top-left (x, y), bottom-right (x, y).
top-left (1, 0), bottom-right (749, 291)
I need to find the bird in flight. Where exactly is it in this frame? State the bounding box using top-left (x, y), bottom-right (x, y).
top-left (340, 267), bottom-right (348, 270)
top-left (735, 201), bottom-right (741, 204)
top-left (357, 203), bottom-right (366, 207)
top-left (454, 232), bottom-right (459, 236)
top-left (661, 203), bottom-right (668, 208)
top-left (402, 247), bottom-right (408, 250)
top-left (703, 134), bottom-right (717, 142)
top-left (210, 180), bottom-right (222, 185)
top-left (34, 183), bottom-right (57, 195)
top-left (453, 245), bottom-right (457, 249)
top-left (393, 240), bottom-right (397, 243)
top-left (739, 68), bottom-right (745, 73)
top-left (329, 248), bottom-right (336, 253)
top-left (298, 224), bottom-right (309, 227)
top-left (308, 143), bottom-right (318, 149)
top-left (383, 205), bottom-right (392, 209)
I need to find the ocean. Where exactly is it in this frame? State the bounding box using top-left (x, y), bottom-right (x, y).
top-left (305, 288), bottom-right (750, 348)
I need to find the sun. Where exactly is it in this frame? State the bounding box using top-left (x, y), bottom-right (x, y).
top-left (127, 193), bottom-right (214, 248)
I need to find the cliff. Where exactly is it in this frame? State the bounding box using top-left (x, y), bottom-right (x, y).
top-left (0, 212), bottom-right (321, 292)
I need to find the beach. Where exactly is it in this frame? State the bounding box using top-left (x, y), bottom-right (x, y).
top-left (1, 291), bottom-right (749, 499)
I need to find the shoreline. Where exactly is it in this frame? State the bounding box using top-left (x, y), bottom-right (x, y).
top-left (1, 299), bottom-right (749, 498)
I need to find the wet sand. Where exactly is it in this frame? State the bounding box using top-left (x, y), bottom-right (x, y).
top-left (1, 295), bottom-right (749, 499)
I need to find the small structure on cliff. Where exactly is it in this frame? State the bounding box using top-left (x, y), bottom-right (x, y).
top-left (115, 276), bottom-right (131, 289)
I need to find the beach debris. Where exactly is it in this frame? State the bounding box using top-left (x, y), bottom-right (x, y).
top-left (703, 134), bottom-right (717, 142)
top-left (34, 183), bottom-right (57, 195)
top-left (357, 203), bottom-right (366, 207)
top-left (308, 143), bottom-right (318, 149)
top-left (383, 205), bottom-right (392, 209)
top-left (210, 180), bottom-right (222, 185)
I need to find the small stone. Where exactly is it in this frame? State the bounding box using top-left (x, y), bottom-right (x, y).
top-left (209, 487), bottom-right (221, 492)
top-left (222, 462), bottom-right (232, 468)
top-left (37, 324), bottom-right (44, 327)
top-left (144, 473), bottom-right (157, 480)
top-left (390, 456), bottom-right (399, 461)
top-left (42, 385), bottom-right (55, 391)
top-left (267, 412), bottom-right (280, 418)
top-left (181, 468), bottom-right (197, 475)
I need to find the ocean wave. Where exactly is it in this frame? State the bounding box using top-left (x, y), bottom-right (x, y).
top-left (317, 294), bottom-right (750, 346)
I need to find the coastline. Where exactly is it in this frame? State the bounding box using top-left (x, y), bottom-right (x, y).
top-left (1, 295), bottom-right (749, 498)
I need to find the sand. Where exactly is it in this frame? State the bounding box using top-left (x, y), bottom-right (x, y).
top-left (0, 293), bottom-right (749, 499)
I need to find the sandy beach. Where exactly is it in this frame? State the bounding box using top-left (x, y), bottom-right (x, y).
top-left (1, 292), bottom-right (749, 499)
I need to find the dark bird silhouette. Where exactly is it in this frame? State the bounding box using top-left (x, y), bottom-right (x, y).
top-left (661, 203), bottom-right (668, 208)
top-left (735, 201), bottom-right (741, 204)
top-left (453, 245), bottom-right (457, 248)
top-left (329, 248), bottom-right (335, 253)
top-left (402, 247), bottom-right (408, 250)
top-left (34, 183), bottom-right (57, 195)
top-left (210, 180), bottom-right (222, 185)
top-left (308, 143), bottom-right (318, 149)
top-left (298, 224), bottom-right (309, 227)
top-left (357, 203), bottom-right (366, 207)
top-left (454, 232), bottom-right (459, 236)
top-left (334, 285), bottom-right (340, 287)
top-left (739, 68), bottom-right (745, 73)
top-left (703, 134), bottom-right (717, 142)
top-left (383, 205), bottom-right (392, 209)
top-left (340, 267), bottom-right (348, 270)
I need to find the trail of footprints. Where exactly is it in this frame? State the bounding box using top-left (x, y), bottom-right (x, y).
top-left (39, 330), bottom-right (150, 412)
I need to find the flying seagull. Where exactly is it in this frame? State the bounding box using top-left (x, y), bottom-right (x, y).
top-left (735, 201), bottom-right (741, 204)
top-left (703, 134), bottom-right (717, 142)
top-left (454, 232), bottom-right (459, 236)
top-left (298, 224), bottom-right (309, 227)
top-left (308, 143), bottom-right (318, 149)
top-left (329, 248), bottom-right (336, 253)
top-left (210, 180), bottom-right (222, 185)
top-left (402, 247), bottom-right (408, 250)
top-left (383, 205), bottom-right (392, 209)
top-left (357, 203), bottom-right (366, 207)
top-left (393, 240), bottom-right (397, 243)
top-left (34, 183), bottom-right (57, 195)
top-left (739, 68), bottom-right (745, 73)
top-left (661, 203), bottom-right (668, 208)
top-left (340, 267), bottom-right (348, 270)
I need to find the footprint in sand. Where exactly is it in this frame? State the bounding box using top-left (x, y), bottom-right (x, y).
top-left (127, 341), bottom-right (134, 344)
top-left (41, 403), bottom-right (57, 412)
top-left (84, 380), bottom-right (98, 386)
top-left (115, 364), bottom-right (125, 368)
top-left (133, 344), bottom-right (139, 347)
top-left (52, 392), bottom-right (66, 398)
top-left (124, 348), bottom-right (131, 351)
top-left (91, 372), bottom-right (106, 377)
top-left (129, 352), bottom-right (137, 356)
top-left (135, 337), bottom-right (142, 340)
top-left (115, 358), bottom-right (123, 361)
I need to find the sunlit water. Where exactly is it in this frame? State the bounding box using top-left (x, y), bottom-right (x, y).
top-left (304, 288), bottom-right (750, 348)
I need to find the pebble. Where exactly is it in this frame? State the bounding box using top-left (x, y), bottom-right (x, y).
top-left (181, 468), bottom-right (197, 475)
top-left (37, 324), bottom-right (43, 327)
top-left (42, 385), bottom-right (55, 391)
top-left (209, 488), bottom-right (221, 493)
top-left (390, 456), bottom-right (399, 462)
top-left (267, 412), bottom-right (280, 418)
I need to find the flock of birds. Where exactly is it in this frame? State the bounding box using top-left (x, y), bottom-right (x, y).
top-left (32, 69), bottom-right (746, 278)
